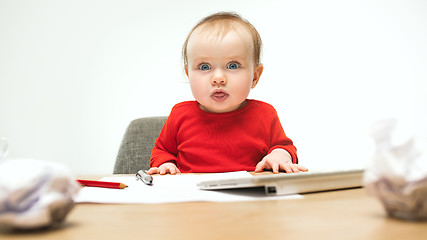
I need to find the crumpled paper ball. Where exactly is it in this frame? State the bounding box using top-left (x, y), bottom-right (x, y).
top-left (364, 119), bottom-right (427, 221)
top-left (0, 159), bottom-right (80, 229)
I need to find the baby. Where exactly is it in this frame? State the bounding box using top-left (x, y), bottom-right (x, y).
top-left (147, 12), bottom-right (307, 175)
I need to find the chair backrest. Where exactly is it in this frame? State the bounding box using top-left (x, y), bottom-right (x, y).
top-left (114, 116), bottom-right (167, 174)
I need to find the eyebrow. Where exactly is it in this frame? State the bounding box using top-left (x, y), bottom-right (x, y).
top-left (190, 57), bottom-right (211, 63)
top-left (190, 56), bottom-right (248, 63)
top-left (225, 55), bottom-right (247, 61)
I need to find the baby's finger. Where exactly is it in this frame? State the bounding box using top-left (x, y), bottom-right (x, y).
top-left (272, 162), bottom-right (280, 174)
top-left (280, 163), bottom-right (293, 173)
top-left (159, 166), bottom-right (168, 175)
top-left (146, 167), bottom-right (159, 175)
top-left (297, 164), bottom-right (309, 172)
top-left (169, 166), bottom-right (178, 175)
top-left (255, 160), bottom-right (266, 172)
top-left (290, 165), bottom-right (300, 173)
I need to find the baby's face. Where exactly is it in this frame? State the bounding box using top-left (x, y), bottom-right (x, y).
top-left (185, 28), bottom-right (263, 113)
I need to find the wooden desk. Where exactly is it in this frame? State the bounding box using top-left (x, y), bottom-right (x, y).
top-left (1, 180), bottom-right (427, 239)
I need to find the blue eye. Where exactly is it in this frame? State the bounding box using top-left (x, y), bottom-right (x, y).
top-left (199, 64), bottom-right (211, 71)
top-left (227, 63), bottom-right (239, 70)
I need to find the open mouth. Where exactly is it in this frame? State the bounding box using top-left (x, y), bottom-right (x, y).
top-left (211, 89), bottom-right (229, 102)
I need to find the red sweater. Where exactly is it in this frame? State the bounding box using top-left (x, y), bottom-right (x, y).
top-left (150, 100), bottom-right (297, 173)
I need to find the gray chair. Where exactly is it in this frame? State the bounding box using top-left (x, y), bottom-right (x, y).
top-left (114, 116), bottom-right (167, 174)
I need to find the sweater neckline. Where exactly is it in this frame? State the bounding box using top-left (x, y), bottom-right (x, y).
top-left (192, 99), bottom-right (254, 116)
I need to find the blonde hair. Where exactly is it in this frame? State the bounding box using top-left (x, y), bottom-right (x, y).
top-left (182, 12), bottom-right (263, 68)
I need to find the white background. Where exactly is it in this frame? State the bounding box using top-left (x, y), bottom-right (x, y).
top-left (1, 0), bottom-right (426, 174)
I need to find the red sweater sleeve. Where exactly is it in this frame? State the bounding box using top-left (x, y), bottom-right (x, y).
top-left (150, 113), bottom-right (178, 167)
top-left (267, 110), bottom-right (298, 164)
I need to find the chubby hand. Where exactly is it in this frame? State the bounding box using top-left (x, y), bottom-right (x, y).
top-left (147, 162), bottom-right (181, 175)
top-left (255, 149), bottom-right (308, 174)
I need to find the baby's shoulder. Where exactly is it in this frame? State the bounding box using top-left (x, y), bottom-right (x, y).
top-left (248, 99), bottom-right (277, 113)
top-left (172, 100), bottom-right (196, 108)
top-left (170, 101), bottom-right (198, 115)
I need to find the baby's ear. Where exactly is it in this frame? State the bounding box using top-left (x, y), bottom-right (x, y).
top-left (252, 64), bottom-right (264, 88)
top-left (184, 66), bottom-right (189, 77)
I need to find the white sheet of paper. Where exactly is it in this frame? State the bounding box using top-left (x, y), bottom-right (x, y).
top-left (75, 171), bottom-right (302, 204)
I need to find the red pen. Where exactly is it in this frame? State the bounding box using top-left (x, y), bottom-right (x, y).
top-left (77, 179), bottom-right (128, 189)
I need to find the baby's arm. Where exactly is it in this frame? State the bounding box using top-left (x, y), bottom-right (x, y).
top-left (255, 148), bottom-right (308, 173)
top-left (147, 162), bottom-right (181, 175)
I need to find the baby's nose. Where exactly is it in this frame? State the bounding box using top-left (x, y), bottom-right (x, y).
top-left (211, 70), bottom-right (227, 86)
